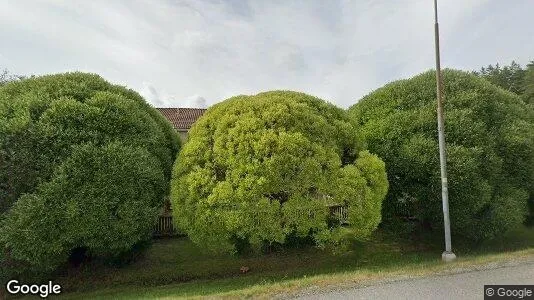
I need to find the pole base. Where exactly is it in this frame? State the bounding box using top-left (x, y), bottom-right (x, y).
top-left (442, 251), bottom-right (456, 262)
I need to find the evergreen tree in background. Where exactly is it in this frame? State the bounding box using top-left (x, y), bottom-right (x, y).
top-left (474, 61), bottom-right (526, 95)
top-left (0, 69), bottom-right (24, 86)
top-left (475, 60), bottom-right (534, 105)
top-left (523, 61), bottom-right (534, 105)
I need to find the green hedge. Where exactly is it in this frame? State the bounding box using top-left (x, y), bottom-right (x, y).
top-left (171, 91), bottom-right (388, 253)
top-left (349, 69), bottom-right (534, 241)
top-left (0, 73), bottom-right (179, 279)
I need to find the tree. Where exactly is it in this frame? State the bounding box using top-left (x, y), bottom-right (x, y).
top-left (349, 69), bottom-right (534, 242)
top-left (0, 69), bottom-right (25, 86)
top-left (474, 61), bottom-right (526, 95)
top-left (1, 142), bottom-right (165, 278)
top-left (0, 72), bottom-right (180, 280)
top-left (523, 61), bottom-right (534, 105)
top-left (171, 91), bottom-right (388, 253)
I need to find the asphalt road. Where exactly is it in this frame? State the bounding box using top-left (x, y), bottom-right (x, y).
top-left (294, 262), bottom-right (534, 300)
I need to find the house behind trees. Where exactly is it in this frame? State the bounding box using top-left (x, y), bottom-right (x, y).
top-left (156, 108), bottom-right (207, 142)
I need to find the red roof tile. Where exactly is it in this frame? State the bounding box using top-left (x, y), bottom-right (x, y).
top-left (156, 107), bottom-right (207, 130)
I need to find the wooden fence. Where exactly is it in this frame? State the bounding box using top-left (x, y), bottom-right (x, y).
top-left (328, 204), bottom-right (349, 225)
top-left (153, 204), bottom-right (349, 237)
top-left (154, 215), bottom-right (176, 237)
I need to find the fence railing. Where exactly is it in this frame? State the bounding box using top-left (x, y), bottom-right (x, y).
top-left (153, 203), bottom-right (350, 236)
top-left (328, 204), bottom-right (349, 225)
top-left (154, 215), bottom-right (176, 237)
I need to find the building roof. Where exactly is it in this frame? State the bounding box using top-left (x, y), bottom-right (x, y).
top-left (156, 107), bottom-right (207, 131)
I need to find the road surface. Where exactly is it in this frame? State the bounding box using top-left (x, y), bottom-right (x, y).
top-left (294, 262), bottom-right (534, 300)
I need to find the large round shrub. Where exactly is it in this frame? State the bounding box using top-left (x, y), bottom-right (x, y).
top-left (171, 91), bottom-right (388, 253)
top-left (0, 73), bottom-right (179, 278)
top-left (349, 69), bottom-right (534, 241)
top-left (1, 142), bottom-right (164, 276)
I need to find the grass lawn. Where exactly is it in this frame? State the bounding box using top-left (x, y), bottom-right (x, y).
top-left (53, 226), bottom-right (534, 299)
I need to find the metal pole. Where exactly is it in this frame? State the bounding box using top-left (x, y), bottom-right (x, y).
top-left (433, 0), bottom-right (456, 262)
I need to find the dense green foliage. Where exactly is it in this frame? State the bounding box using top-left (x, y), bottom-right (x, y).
top-left (0, 73), bottom-right (180, 279)
top-left (475, 60), bottom-right (534, 105)
top-left (475, 61), bottom-right (526, 95)
top-left (1, 143), bottom-right (165, 276)
top-left (350, 69), bottom-right (534, 241)
top-left (523, 62), bottom-right (534, 105)
top-left (171, 91), bottom-right (388, 254)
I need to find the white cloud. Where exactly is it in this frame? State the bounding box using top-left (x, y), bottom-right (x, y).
top-left (140, 82), bottom-right (164, 106)
top-left (185, 95), bottom-right (207, 108)
top-left (1, 0), bottom-right (533, 108)
top-left (139, 82), bottom-right (207, 108)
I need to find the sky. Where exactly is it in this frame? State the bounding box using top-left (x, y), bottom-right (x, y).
top-left (1, 0), bottom-right (533, 108)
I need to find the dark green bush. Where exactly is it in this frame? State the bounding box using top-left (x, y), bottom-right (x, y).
top-left (1, 143), bottom-right (164, 276)
top-left (349, 69), bottom-right (534, 241)
top-left (0, 73), bottom-right (179, 280)
top-left (171, 91), bottom-right (388, 254)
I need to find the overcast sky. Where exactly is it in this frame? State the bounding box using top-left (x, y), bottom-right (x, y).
top-left (1, 0), bottom-right (533, 108)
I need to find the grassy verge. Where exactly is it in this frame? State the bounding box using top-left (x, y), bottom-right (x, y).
top-left (53, 226), bottom-right (534, 299)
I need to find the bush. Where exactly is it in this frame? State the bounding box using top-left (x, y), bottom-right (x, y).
top-left (171, 91), bottom-right (388, 253)
top-left (349, 69), bottom-right (534, 241)
top-left (0, 73), bottom-right (179, 280)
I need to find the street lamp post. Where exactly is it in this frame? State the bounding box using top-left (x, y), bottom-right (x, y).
top-left (433, 0), bottom-right (456, 262)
